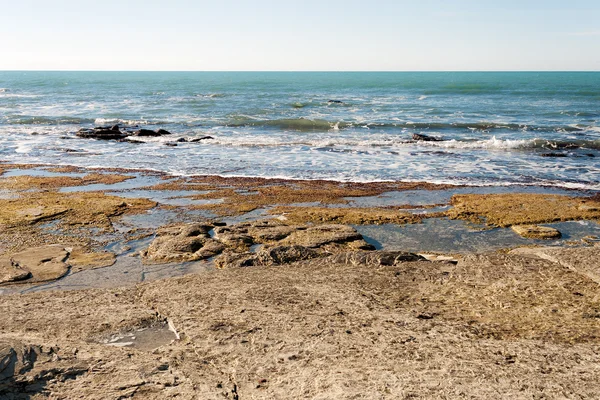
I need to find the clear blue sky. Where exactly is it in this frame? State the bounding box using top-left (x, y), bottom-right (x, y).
top-left (2, 0), bottom-right (599, 71)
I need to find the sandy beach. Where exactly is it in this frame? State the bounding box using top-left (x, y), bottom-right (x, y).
top-left (0, 163), bottom-right (599, 399)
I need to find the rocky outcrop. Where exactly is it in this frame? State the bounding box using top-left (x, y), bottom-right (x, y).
top-left (76, 125), bottom-right (172, 140)
top-left (143, 219), bottom-right (376, 266)
top-left (142, 223), bottom-right (224, 263)
top-left (76, 125), bottom-right (128, 140)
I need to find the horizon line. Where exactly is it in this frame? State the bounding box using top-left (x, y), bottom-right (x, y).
top-left (1, 69), bottom-right (599, 73)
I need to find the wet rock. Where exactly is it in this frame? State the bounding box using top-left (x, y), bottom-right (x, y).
top-left (511, 225), bottom-right (561, 239)
top-left (156, 129), bottom-right (172, 136)
top-left (327, 100), bottom-right (344, 104)
top-left (76, 127), bottom-right (128, 140)
top-left (188, 135), bottom-right (214, 142)
top-left (540, 152), bottom-right (568, 157)
top-left (164, 142), bottom-right (178, 147)
top-left (0, 245), bottom-right (70, 285)
top-left (412, 133), bottom-right (443, 142)
top-left (133, 129), bottom-right (162, 137)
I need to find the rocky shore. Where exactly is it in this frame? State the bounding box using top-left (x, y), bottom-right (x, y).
top-left (0, 163), bottom-right (599, 399)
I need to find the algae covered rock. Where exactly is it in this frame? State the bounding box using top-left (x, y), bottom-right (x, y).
top-left (511, 225), bottom-right (562, 239)
top-left (280, 224), bottom-right (374, 250)
top-left (144, 220), bottom-right (375, 266)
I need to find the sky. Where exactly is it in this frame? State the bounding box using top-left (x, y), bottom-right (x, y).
top-left (1, 0), bottom-right (599, 71)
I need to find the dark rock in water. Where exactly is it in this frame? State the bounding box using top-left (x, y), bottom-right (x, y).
top-left (76, 127), bottom-right (127, 140)
top-left (157, 129), bottom-right (172, 135)
top-left (412, 133), bottom-right (443, 142)
top-left (327, 100), bottom-right (344, 104)
top-left (164, 142), bottom-right (178, 147)
top-left (188, 136), bottom-right (214, 142)
top-left (134, 129), bottom-right (161, 137)
top-left (540, 152), bottom-right (568, 158)
top-left (176, 138), bottom-right (187, 143)
top-left (110, 124), bottom-right (121, 131)
top-left (120, 138), bottom-right (145, 144)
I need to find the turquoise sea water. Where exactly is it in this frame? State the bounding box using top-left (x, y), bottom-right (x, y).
top-left (0, 71), bottom-right (598, 189)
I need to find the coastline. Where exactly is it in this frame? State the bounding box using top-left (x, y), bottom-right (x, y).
top-left (0, 162), bottom-right (599, 399)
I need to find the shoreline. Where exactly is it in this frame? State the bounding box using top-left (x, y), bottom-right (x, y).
top-left (0, 162), bottom-right (599, 398)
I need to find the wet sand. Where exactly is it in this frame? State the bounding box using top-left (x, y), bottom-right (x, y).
top-left (0, 163), bottom-right (599, 399)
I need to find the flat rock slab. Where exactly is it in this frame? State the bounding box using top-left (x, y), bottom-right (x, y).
top-left (0, 245), bottom-right (69, 284)
top-left (511, 225), bottom-right (561, 239)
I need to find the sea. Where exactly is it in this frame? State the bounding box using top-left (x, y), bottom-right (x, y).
top-left (0, 71), bottom-right (599, 190)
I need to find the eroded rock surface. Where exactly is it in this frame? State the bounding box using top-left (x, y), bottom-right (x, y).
top-left (0, 245), bottom-right (118, 286)
top-left (143, 220), bottom-right (376, 266)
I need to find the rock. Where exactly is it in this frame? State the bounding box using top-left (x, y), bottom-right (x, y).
top-left (67, 248), bottom-right (116, 273)
top-left (511, 225), bottom-right (561, 239)
top-left (2, 245), bottom-right (71, 283)
top-left (0, 261), bottom-right (31, 284)
top-left (214, 252), bottom-right (257, 268)
top-left (540, 152), bottom-right (568, 157)
top-left (145, 220), bottom-right (375, 265)
top-left (327, 100), bottom-right (344, 104)
top-left (0, 341), bottom-right (37, 382)
top-left (256, 245), bottom-right (321, 265)
top-left (280, 224), bottom-right (366, 248)
top-left (76, 127), bottom-right (128, 140)
top-left (133, 129), bottom-right (161, 137)
top-left (412, 133), bottom-right (443, 142)
top-left (187, 136), bottom-right (214, 142)
top-left (248, 225), bottom-right (298, 242)
top-left (110, 124), bottom-right (121, 131)
top-left (164, 142), bottom-right (178, 147)
top-left (143, 223), bottom-right (224, 262)
top-left (120, 138), bottom-right (145, 144)
top-left (215, 245), bottom-right (321, 268)
top-left (156, 129), bottom-right (172, 135)
top-left (326, 251), bottom-right (426, 266)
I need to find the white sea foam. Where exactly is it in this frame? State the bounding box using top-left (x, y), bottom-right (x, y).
top-left (94, 118), bottom-right (150, 126)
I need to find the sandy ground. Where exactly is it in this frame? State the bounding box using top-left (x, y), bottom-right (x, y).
top-left (1, 246), bottom-right (599, 399)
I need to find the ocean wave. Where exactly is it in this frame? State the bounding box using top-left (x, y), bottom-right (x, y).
top-left (195, 93), bottom-right (227, 98)
top-left (199, 135), bottom-right (600, 152)
top-left (93, 118), bottom-right (170, 126)
top-left (0, 93), bottom-right (42, 98)
top-left (227, 118), bottom-right (351, 131)
top-left (422, 137), bottom-right (600, 151)
top-left (223, 117), bottom-right (592, 133)
top-left (5, 116), bottom-right (94, 125)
